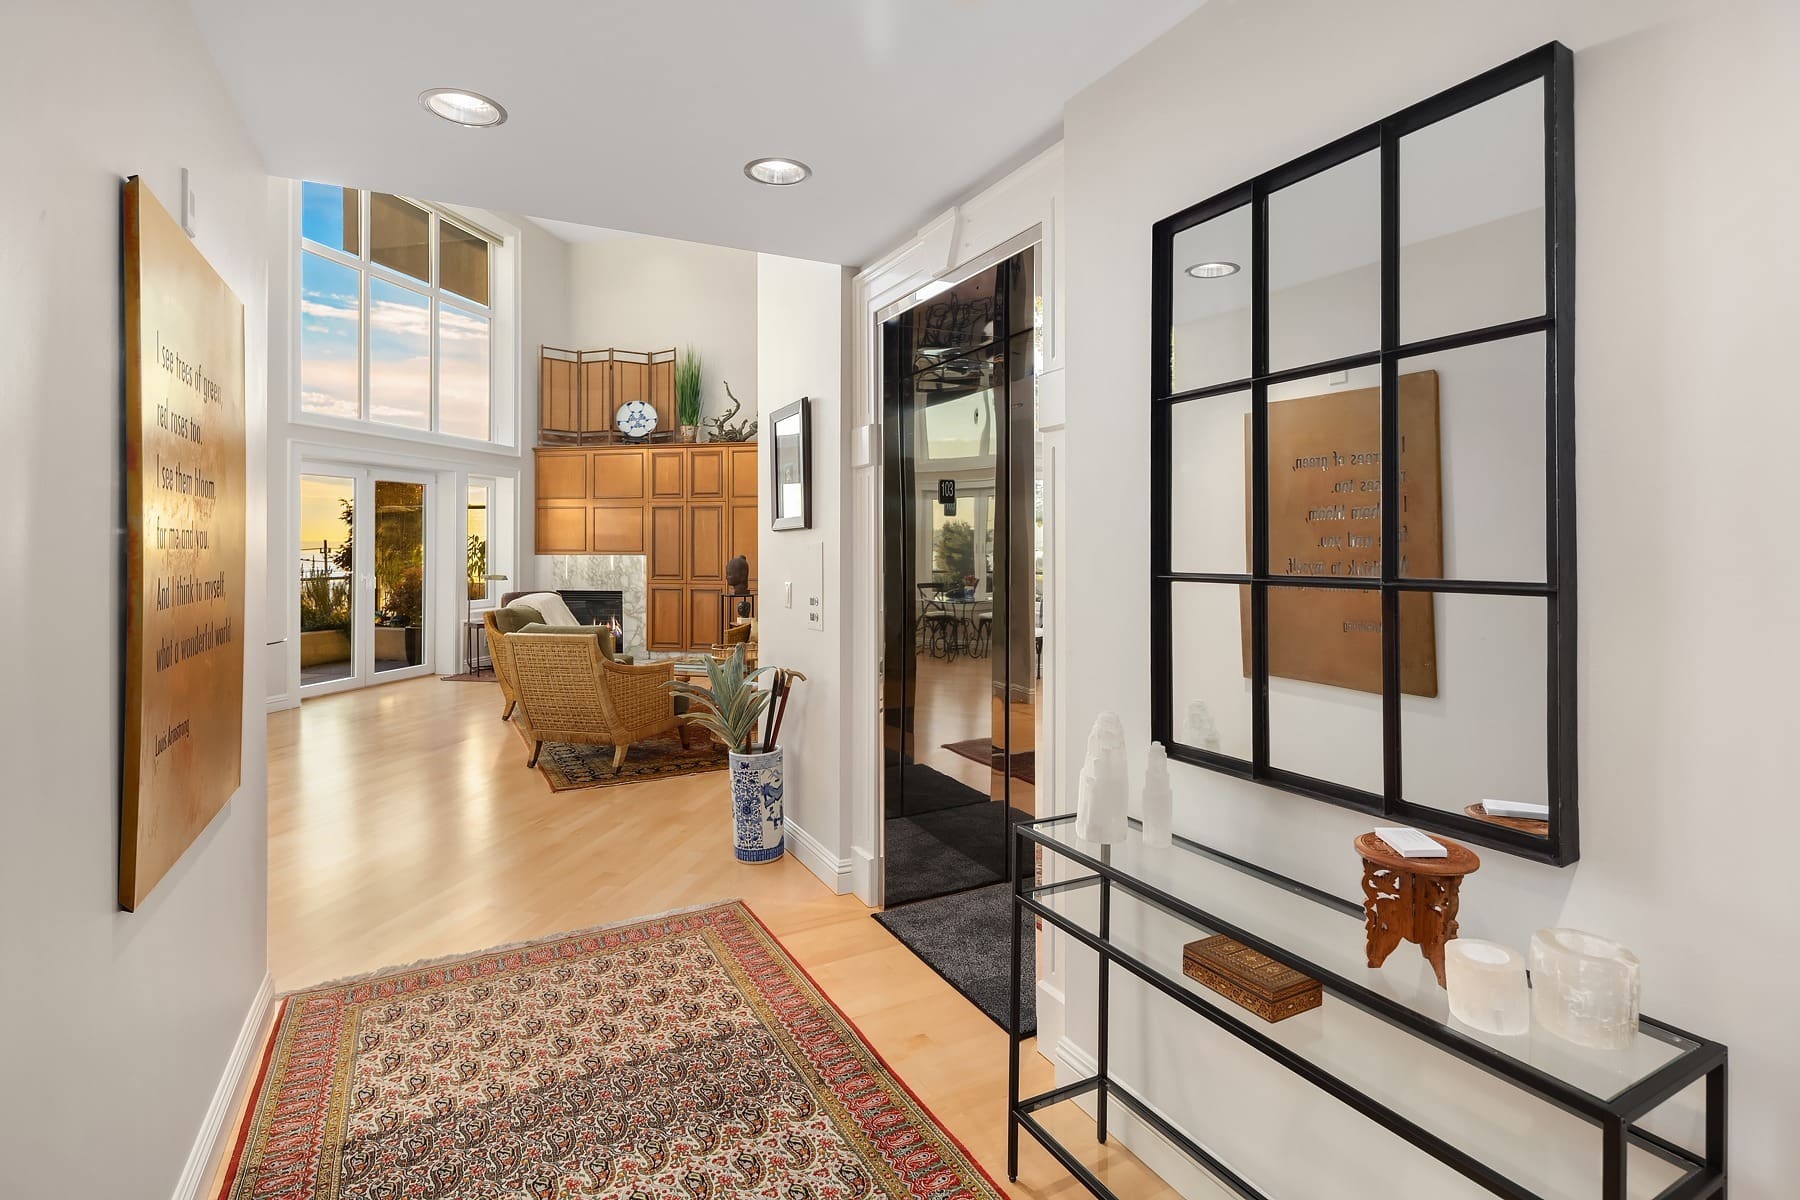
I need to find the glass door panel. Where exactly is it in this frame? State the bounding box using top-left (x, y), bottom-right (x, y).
top-left (298, 473), bottom-right (356, 689)
top-left (370, 479), bottom-right (428, 676)
top-left (297, 466), bottom-right (434, 694)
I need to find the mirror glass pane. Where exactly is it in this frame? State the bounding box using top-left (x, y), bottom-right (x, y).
top-left (1269, 150), bottom-right (1380, 370)
top-left (1400, 332), bottom-right (1546, 583)
top-left (1168, 205), bottom-right (1252, 393)
top-left (1266, 366), bottom-right (1383, 583)
top-left (1401, 592), bottom-right (1548, 830)
top-left (775, 412), bottom-right (804, 521)
top-left (1169, 582), bottom-right (1253, 762)
top-left (1169, 389), bottom-right (1252, 575)
top-left (1400, 80), bottom-right (1546, 344)
top-left (1266, 582), bottom-right (1384, 793)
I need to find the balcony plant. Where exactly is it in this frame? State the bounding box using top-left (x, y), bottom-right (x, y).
top-left (676, 347), bottom-right (703, 442)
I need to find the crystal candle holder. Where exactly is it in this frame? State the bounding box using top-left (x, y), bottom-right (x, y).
top-left (1529, 928), bottom-right (1641, 1050)
top-left (1444, 939), bottom-right (1529, 1036)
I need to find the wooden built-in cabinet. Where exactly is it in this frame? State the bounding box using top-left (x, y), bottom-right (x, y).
top-left (535, 442), bottom-right (758, 650)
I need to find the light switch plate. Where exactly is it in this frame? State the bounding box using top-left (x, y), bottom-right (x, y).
top-left (784, 581), bottom-right (793, 608)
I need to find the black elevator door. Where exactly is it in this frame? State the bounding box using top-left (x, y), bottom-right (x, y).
top-left (881, 251), bottom-right (1037, 908)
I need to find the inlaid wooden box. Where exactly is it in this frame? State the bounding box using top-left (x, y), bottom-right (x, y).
top-left (1182, 935), bottom-right (1322, 1023)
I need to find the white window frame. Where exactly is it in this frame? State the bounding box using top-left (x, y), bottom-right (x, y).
top-left (291, 182), bottom-right (522, 454)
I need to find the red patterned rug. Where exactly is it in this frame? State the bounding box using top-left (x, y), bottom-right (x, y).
top-left (219, 902), bottom-right (1007, 1200)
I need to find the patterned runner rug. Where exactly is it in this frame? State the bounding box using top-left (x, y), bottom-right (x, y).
top-left (220, 902), bottom-right (1007, 1200)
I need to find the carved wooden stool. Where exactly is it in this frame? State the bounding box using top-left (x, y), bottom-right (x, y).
top-left (1355, 832), bottom-right (1480, 988)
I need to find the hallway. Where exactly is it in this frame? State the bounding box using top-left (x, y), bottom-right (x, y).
top-left (252, 676), bottom-right (1180, 1200)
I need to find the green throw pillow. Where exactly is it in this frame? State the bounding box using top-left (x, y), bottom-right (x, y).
top-left (515, 622), bottom-right (631, 663)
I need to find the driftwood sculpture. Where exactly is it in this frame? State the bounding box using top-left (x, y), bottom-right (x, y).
top-left (705, 382), bottom-right (758, 443)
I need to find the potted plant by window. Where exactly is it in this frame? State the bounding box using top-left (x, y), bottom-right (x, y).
top-left (666, 647), bottom-right (802, 864)
top-left (676, 347), bottom-right (703, 442)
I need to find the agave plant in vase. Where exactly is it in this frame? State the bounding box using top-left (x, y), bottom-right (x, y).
top-left (675, 347), bottom-right (703, 442)
top-left (666, 646), bottom-right (786, 863)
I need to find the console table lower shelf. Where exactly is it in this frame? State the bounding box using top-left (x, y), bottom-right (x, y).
top-left (1005, 816), bottom-right (1727, 1200)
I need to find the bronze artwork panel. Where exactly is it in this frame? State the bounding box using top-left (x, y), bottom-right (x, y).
top-left (121, 178), bottom-right (247, 910)
top-left (1240, 372), bottom-right (1442, 697)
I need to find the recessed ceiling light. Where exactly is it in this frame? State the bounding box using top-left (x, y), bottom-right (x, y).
top-left (744, 157), bottom-right (812, 186)
top-left (1185, 261), bottom-right (1241, 279)
top-left (419, 88), bottom-right (508, 128)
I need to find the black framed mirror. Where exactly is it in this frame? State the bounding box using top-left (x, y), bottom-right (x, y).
top-left (769, 397), bottom-right (812, 531)
top-left (1150, 43), bottom-right (1577, 864)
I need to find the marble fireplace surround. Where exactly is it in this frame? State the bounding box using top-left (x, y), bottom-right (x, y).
top-left (538, 554), bottom-right (649, 656)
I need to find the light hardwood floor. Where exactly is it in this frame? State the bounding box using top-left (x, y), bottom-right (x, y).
top-left (239, 674), bottom-right (1179, 1199)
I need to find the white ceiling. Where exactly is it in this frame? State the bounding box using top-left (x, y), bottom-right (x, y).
top-left (187, 0), bottom-right (1204, 266)
top-left (528, 218), bottom-right (640, 246)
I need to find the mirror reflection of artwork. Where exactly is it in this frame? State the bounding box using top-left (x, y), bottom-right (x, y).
top-left (769, 397), bottom-right (812, 531)
top-left (1240, 372), bottom-right (1443, 696)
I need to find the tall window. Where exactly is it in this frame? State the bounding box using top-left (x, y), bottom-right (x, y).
top-left (299, 183), bottom-right (495, 442)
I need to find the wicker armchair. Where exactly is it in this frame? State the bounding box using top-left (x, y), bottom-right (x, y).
top-left (483, 610), bottom-right (521, 721)
top-left (506, 632), bottom-right (689, 769)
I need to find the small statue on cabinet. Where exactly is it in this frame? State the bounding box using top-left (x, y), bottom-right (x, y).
top-left (704, 382), bottom-right (758, 443)
top-left (726, 555), bottom-right (750, 591)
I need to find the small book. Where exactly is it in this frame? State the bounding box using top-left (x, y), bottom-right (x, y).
top-left (1480, 798), bottom-right (1551, 820)
top-left (1375, 826), bottom-right (1448, 858)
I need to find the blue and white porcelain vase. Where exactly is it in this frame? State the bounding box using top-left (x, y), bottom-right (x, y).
top-left (729, 746), bottom-right (785, 863)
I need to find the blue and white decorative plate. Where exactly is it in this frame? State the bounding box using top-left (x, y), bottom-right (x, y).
top-left (617, 400), bottom-right (659, 439)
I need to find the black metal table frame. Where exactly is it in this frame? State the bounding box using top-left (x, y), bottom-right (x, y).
top-left (1006, 815), bottom-right (1727, 1200)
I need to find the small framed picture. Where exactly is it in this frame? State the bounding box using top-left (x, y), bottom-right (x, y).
top-left (769, 397), bottom-right (812, 531)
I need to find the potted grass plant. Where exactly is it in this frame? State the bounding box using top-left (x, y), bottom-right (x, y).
top-left (667, 646), bottom-right (789, 863)
top-left (675, 347), bottom-right (703, 442)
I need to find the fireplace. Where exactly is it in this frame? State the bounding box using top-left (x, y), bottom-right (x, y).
top-left (560, 589), bottom-right (625, 630)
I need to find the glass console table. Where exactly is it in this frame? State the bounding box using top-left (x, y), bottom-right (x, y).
top-left (1008, 815), bottom-right (1727, 1200)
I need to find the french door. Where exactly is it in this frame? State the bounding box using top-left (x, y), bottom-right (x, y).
top-left (297, 463), bottom-right (436, 696)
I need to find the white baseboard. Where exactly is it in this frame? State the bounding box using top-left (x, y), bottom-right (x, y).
top-left (171, 971), bottom-right (275, 1200)
top-left (264, 693), bottom-right (297, 714)
top-left (1035, 977), bottom-right (1065, 1052)
top-left (785, 820), bottom-right (852, 895)
top-left (1051, 1037), bottom-right (1231, 1200)
top-left (849, 843), bottom-right (879, 906)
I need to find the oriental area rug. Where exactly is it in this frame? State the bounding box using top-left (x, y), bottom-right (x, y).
top-left (219, 902), bottom-right (1007, 1200)
top-left (525, 730), bottom-right (728, 792)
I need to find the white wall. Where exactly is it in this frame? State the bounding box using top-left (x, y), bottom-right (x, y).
top-left (756, 254), bottom-right (854, 890)
top-left (1059, 0), bottom-right (1799, 1194)
top-left (0, 0), bottom-right (272, 1195)
top-left (567, 234), bottom-right (758, 427)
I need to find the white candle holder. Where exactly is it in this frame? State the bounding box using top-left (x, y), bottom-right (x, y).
top-left (1141, 742), bottom-right (1173, 847)
top-left (1075, 713), bottom-right (1127, 844)
top-left (1444, 939), bottom-right (1530, 1036)
top-left (1529, 928), bottom-right (1641, 1050)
